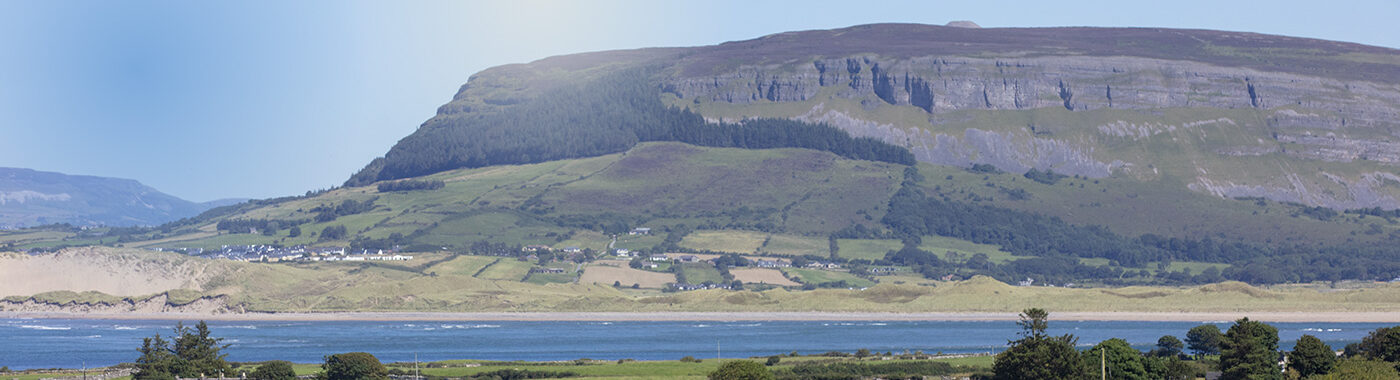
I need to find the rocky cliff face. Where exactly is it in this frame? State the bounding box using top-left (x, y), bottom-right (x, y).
top-left (655, 26), bottom-right (1400, 210)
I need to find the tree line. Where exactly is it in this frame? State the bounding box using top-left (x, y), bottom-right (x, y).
top-left (991, 308), bottom-right (1400, 380)
top-left (877, 167), bottom-right (1400, 284)
top-left (129, 318), bottom-right (1400, 380)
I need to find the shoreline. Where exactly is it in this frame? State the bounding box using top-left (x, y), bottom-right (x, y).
top-left (3, 311), bottom-right (1397, 323)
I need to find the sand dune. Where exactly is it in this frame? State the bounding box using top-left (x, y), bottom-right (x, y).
top-left (0, 248), bottom-right (208, 297)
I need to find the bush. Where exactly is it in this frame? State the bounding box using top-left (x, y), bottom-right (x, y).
top-left (680, 356), bottom-right (703, 363)
top-left (708, 361), bottom-right (773, 380)
top-left (783, 361), bottom-right (956, 379)
top-left (323, 352), bottom-right (388, 380)
top-left (765, 356), bottom-right (781, 366)
top-left (251, 361), bottom-right (296, 380)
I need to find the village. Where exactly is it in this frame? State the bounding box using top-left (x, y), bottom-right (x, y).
top-left (149, 245), bottom-right (413, 263)
top-left (128, 227), bottom-right (906, 293)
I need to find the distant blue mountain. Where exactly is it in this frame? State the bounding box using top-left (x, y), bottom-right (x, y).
top-left (0, 167), bottom-right (246, 227)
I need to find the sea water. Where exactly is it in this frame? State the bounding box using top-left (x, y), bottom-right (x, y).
top-left (0, 318), bottom-right (1391, 370)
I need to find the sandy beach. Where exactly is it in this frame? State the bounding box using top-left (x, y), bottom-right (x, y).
top-left (3, 311), bottom-right (1397, 323)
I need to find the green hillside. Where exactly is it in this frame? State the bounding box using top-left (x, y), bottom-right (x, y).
top-left (127, 142), bottom-right (899, 252)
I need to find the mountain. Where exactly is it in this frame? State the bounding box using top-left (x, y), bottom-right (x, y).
top-left (0, 167), bottom-right (244, 228)
top-left (349, 23), bottom-right (1400, 211)
top-left (38, 23), bottom-right (1400, 286)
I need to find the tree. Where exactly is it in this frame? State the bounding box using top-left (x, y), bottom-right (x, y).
top-left (1156, 335), bottom-right (1185, 357)
top-left (708, 360), bottom-right (774, 380)
top-left (992, 308), bottom-right (1084, 380)
top-left (319, 225), bottom-right (348, 241)
top-left (134, 334), bottom-right (177, 380)
top-left (1220, 318), bottom-right (1282, 380)
top-left (1358, 326), bottom-right (1400, 363)
top-left (322, 352), bottom-right (388, 380)
top-left (1289, 335), bottom-right (1336, 378)
top-left (1306, 358), bottom-right (1400, 380)
top-left (1085, 338), bottom-right (1149, 380)
top-left (251, 361), bottom-right (297, 380)
top-left (171, 321), bottom-right (231, 377)
top-left (1186, 324), bottom-right (1225, 357)
top-left (288, 226), bottom-right (301, 238)
top-left (134, 321), bottom-right (229, 380)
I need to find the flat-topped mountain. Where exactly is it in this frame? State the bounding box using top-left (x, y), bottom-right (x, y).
top-left (351, 23), bottom-right (1400, 210)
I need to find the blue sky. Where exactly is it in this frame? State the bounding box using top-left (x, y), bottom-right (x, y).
top-left (1, 0), bottom-right (1396, 202)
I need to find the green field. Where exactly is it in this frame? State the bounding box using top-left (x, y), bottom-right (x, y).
top-left (837, 235), bottom-right (1026, 264)
top-left (919, 235), bottom-right (1032, 264)
top-left (523, 263), bottom-right (578, 285)
top-left (475, 258), bottom-right (533, 281)
top-left (426, 255), bottom-right (497, 277)
top-left (781, 268), bottom-right (876, 288)
top-left (835, 239), bottom-right (901, 260)
top-left (678, 263), bottom-right (725, 284)
top-left (680, 230), bottom-right (766, 254)
top-left (130, 142), bottom-right (902, 253)
top-left (189, 354), bottom-right (996, 380)
top-left (613, 234), bottom-right (664, 251)
top-left (759, 234), bottom-right (829, 256)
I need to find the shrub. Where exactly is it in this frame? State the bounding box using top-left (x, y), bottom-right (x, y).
top-left (323, 352), bottom-right (388, 380)
top-left (251, 361), bottom-right (296, 380)
top-left (708, 361), bottom-right (773, 380)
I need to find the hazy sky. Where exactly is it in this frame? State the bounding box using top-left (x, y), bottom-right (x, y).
top-left (2, 0), bottom-right (1397, 202)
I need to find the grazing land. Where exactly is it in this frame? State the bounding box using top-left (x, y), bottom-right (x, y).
top-left (580, 265), bottom-right (677, 288)
top-left (730, 268), bottom-right (800, 286)
top-left (679, 230), bottom-right (767, 254)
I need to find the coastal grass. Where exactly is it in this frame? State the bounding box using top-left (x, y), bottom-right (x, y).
top-left (426, 255), bottom-right (497, 277)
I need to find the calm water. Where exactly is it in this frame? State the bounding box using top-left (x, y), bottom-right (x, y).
top-left (0, 318), bottom-right (1392, 370)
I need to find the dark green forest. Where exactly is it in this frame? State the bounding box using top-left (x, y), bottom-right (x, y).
top-left (876, 167), bottom-right (1400, 285)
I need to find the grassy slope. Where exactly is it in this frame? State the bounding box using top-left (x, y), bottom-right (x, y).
top-left (131, 142), bottom-right (900, 252)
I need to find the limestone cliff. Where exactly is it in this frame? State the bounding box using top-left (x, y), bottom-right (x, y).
top-left (654, 25), bottom-right (1400, 210)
